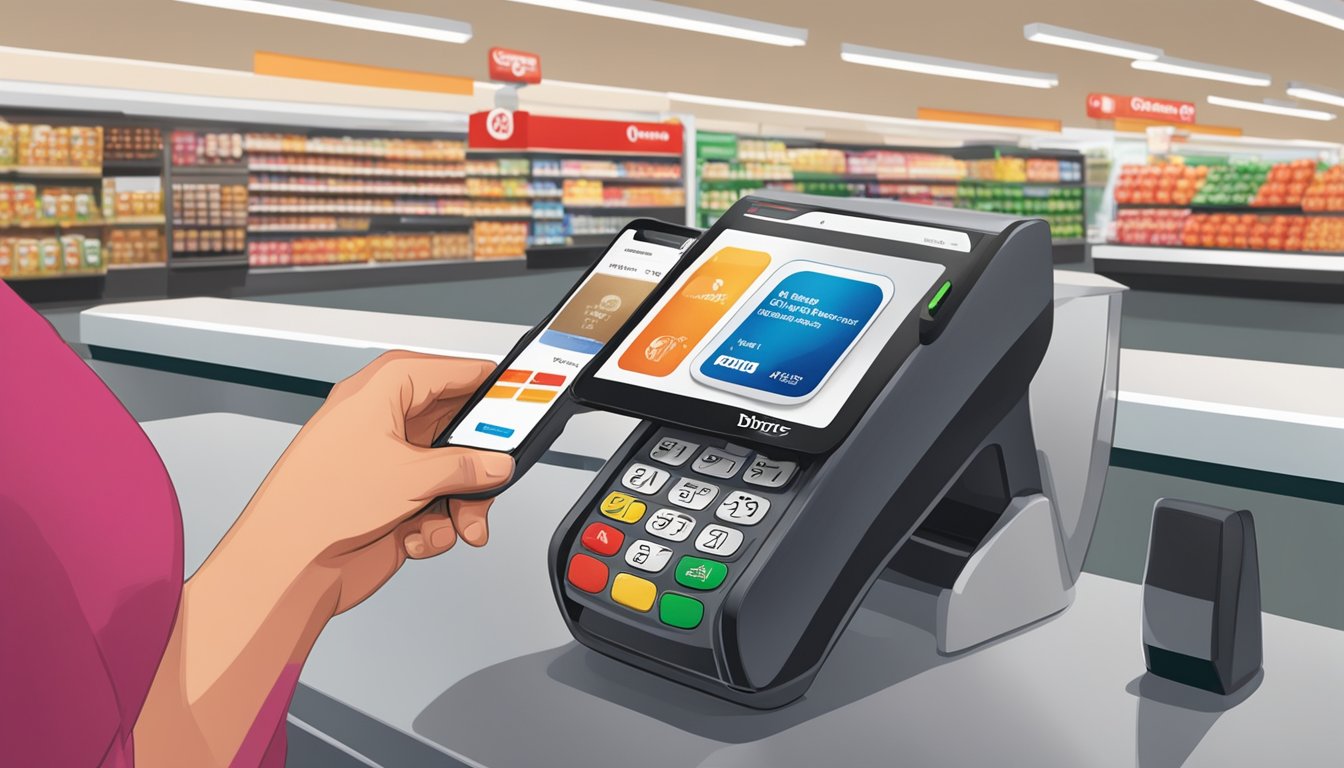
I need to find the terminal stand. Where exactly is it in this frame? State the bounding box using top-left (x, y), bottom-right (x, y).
top-left (883, 271), bottom-right (1125, 654)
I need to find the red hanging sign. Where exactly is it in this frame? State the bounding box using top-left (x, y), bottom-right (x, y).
top-left (1087, 93), bottom-right (1196, 124)
top-left (469, 111), bottom-right (683, 155)
top-left (488, 48), bottom-right (542, 84)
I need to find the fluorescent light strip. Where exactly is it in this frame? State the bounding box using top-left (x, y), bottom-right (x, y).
top-left (173, 0), bottom-right (472, 43)
top-left (0, 79), bottom-right (470, 130)
top-left (840, 43), bottom-right (1058, 89)
top-left (1207, 95), bottom-right (1336, 121)
top-left (504, 0), bottom-right (807, 46)
top-left (1131, 56), bottom-right (1271, 86)
top-left (1253, 0), bottom-right (1344, 31)
top-left (1287, 81), bottom-right (1344, 108)
top-left (1023, 23), bottom-right (1162, 60)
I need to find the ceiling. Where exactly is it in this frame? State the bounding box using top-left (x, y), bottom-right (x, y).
top-left (4, 0), bottom-right (1342, 141)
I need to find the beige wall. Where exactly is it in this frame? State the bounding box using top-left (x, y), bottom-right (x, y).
top-left (4, 0), bottom-right (1341, 142)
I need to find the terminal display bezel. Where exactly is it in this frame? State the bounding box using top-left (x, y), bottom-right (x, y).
top-left (573, 197), bottom-right (992, 454)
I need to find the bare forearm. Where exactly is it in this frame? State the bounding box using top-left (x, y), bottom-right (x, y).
top-left (134, 521), bottom-right (338, 767)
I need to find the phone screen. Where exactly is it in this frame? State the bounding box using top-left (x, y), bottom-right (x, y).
top-left (447, 227), bottom-right (691, 452)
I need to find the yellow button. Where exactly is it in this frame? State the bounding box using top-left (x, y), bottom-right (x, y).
top-left (611, 573), bottom-right (657, 612)
top-left (600, 492), bottom-right (647, 524)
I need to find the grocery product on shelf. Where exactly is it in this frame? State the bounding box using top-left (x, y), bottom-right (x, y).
top-left (568, 214), bottom-right (633, 237)
top-left (248, 195), bottom-right (466, 216)
top-left (787, 147), bottom-right (847, 175)
top-left (105, 227), bottom-right (166, 266)
top-left (1113, 208), bottom-right (1190, 247)
top-left (700, 161), bottom-right (793, 181)
top-left (465, 158), bottom-right (530, 177)
top-left (467, 177), bottom-right (532, 198)
top-left (171, 131), bottom-right (243, 166)
top-left (11, 124), bottom-right (103, 168)
top-left (1250, 159), bottom-right (1316, 208)
top-left (247, 216), bottom-right (371, 233)
top-left (244, 134), bottom-right (465, 161)
top-left (472, 221), bottom-right (527, 259)
top-left (736, 138), bottom-right (789, 163)
top-left (103, 127), bottom-right (163, 162)
top-left (1299, 164), bottom-right (1344, 212)
top-left (249, 154), bottom-right (466, 178)
top-left (102, 178), bottom-right (163, 220)
top-left (172, 183), bottom-right (247, 226)
top-left (2, 233), bottom-right (102, 277)
top-left (532, 158), bottom-right (681, 180)
top-left (1191, 164), bottom-right (1270, 208)
top-left (172, 227), bottom-right (245, 255)
top-left (1113, 162), bottom-right (1206, 206)
top-left (248, 174), bottom-right (467, 196)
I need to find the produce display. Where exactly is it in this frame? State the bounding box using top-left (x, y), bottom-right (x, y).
top-left (697, 132), bottom-right (1085, 238)
top-left (1250, 159), bottom-right (1316, 208)
top-left (1113, 162), bottom-right (1207, 206)
top-left (1191, 164), bottom-right (1269, 208)
top-left (1112, 209), bottom-right (1344, 253)
top-left (1302, 164), bottom-right (1344, 212)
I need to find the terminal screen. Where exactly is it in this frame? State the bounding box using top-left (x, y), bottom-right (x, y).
top-left (594, 221), bottom-right (947, 429)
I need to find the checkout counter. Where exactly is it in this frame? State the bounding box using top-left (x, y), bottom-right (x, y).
top-left (79, 221), bottom-right (1344, 764)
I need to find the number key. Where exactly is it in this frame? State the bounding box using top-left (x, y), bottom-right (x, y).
top-left (694, 524), bottom-right (743, 557)
top-left (650, 437), bottom-right (698, 467)
top-left (743, 457), bottom-right (797, 489)
top-left (667, 478), bottom-right (719, 511)
top-left (622, 463), bottom-right (670, 494)
top-left (692, 447), bottom-right (745, 479)
top-left (714, 491), bottom-right (770, 526)
top-left (645, 508), bottom-right (696, 542)
top-left (624, 539), bottom-right (673, 573)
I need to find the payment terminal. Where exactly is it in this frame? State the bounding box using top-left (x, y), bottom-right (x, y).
top-left (548, 193), bottom-right (1055, 708)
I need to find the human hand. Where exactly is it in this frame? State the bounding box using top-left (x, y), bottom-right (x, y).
top-left (228, 350), bottom-right (515, 615)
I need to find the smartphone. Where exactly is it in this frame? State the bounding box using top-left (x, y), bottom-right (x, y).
top-left (433, 219), bottom-right (699, 495)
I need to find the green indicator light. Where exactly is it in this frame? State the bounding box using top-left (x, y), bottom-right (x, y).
top-left (928, 281), bottom-right (952, 313)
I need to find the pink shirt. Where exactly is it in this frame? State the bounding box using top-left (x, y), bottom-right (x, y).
top-left (0, 282), bottom-right (287, 766)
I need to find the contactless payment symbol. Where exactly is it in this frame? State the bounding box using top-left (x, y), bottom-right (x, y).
top-left (692, 265), bottom-right (891, 404)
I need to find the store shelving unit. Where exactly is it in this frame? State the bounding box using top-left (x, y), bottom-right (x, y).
top-left (466, 149), bottom-right (686, 259)
top-left (695, 133), bottom-right (1086, 263)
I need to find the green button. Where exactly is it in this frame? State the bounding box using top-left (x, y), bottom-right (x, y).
top-left (927, 280), bottom-right (952, 313)
top-left (674, 556), bottom-right (727, 591)
top-left (659, 593), bottom-right (704, 629)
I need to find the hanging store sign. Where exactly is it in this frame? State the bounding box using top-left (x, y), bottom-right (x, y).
top-left (1087, 93), bottom-right (1196, 124)
top-left (470, 111), bottom-right (683, 154)
top-left (489, 48), bottom-right (542, 84)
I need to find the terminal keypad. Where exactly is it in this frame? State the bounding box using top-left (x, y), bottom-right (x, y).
top-left (565, 427), bottom-right (804, 635)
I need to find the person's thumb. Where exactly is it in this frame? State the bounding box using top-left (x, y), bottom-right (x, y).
top-left (401, 446), bottom-right (515, 500)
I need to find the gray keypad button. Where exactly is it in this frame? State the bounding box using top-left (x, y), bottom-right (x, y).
top-left (645, 509), bottom-right (696, 542)
top-left (649, 437), bottom-right (698, 467)
top-left (694, 524), bottom-right (744, 557)
top-left (667, 478), bottom-right (719, 511)
top-left (714, 491), bottom-right (770, 526)
top-left (692, 447), bottom-right (745, 479)
top-left (622, 463), bottom-right (670, 494)
top-left (743, 457), bottom-right (797, 489)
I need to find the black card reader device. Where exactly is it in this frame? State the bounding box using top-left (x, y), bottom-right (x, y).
top-left (548, 193), bottom-right (1055, 708)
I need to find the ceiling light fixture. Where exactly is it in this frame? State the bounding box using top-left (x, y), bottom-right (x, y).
top-left (1131, 56), bottom-right (1271, 86)
top-left (503, 0), bottom-right (807, 46)
top-left (1207, 95), bottom-right (1336, 121)
top-left (1286, 81), bottom-right (1344, 108)
top-left (1252, 0), bottom-right (1344, 31)
top-left (1022, 23), bottom-right (1162, 60)
top-left (840, 43), bottom-right (1059, 88)
top-left (0, 78), bottom-right (471, 130)
top-left (172, 0), bottom-right (473, 43)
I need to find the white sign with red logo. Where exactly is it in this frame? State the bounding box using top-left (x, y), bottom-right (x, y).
top-left (489, 48), bottom-right (541, 84)
top-left (1087, 93), bottom-right (1196, 124)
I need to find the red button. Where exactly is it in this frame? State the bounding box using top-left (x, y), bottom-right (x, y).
top-left (567, 553), bottom-right (608, 593)
top-left (531, 372), bottom-right (567, 386)
top-left (581, 522), bottom-right (624, 556)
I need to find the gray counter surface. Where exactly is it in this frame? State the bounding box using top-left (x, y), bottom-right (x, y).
top-left (148, 412), bottom-right (1344, 768)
